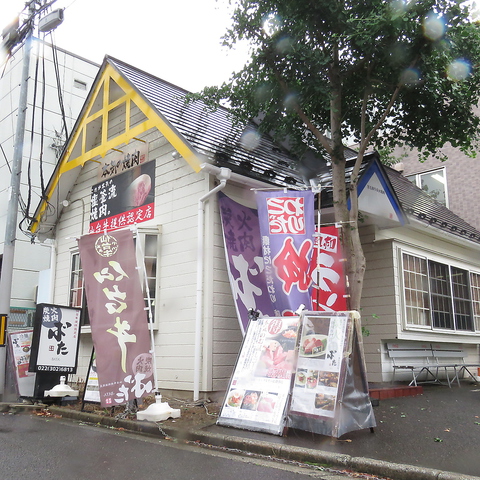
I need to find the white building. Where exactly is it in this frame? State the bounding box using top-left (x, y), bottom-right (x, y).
top-left (28, 56), bottom-right (480, 400)
top-left (0, 39), bottom-right (98, 326)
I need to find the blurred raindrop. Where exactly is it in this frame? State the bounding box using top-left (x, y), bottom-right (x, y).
top-left (423, 13), bottom-right (446, 41)
top-left (254, 84), bottom-right (272, 104)
top-left (240, 129), bottom-right (261, 151)
top-left (389, 42), bottom-right (408, 66)
top-left (400, 67), bottom-right (421, 86)
top-left (447, 59), bottom-right (471, 81)
top-left (283, 92), bottom-right (298, 109)
top-left (389, 0), bottom-right (407, 18)
top-left (263, 14), bottom-right (282, 36)
top-left (275, 36), bottom-right (293, 55)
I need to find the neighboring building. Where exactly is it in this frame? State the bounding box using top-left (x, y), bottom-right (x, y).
top-left (392, 142), bottom-right (480, 231)
top-left (0, 39), bottom-right (98, 326)
top-left (28, 56), bottom-right (480, 399)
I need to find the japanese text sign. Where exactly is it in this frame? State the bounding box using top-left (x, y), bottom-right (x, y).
top-left (98, 143), bottom-right (149, 181)
top-left (29, 304), bottom-right (81, 373)
top-left (89, 160), bottom-right (155, 234)
top-left (78, 230), bottom-right (154, 406)
top-left (310, 225), bottom-right (348, 312)
top-left (256, 190), bottom-right (315, 316)
top-left (218, 192), bottom-right (275, 333)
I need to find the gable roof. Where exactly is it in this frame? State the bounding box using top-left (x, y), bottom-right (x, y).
top-left (28, 55), bottom-right (480, 248)
top-left (385, 166), bottom-right (480, 245)
top-left (30, 55), bottom-right (339, 237)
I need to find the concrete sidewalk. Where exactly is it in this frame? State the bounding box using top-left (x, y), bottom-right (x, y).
top-left (3, 382), bottom-right (480, 480)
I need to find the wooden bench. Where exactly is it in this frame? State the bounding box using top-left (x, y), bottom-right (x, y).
top-left (387, 342), bottom-right (480, 387)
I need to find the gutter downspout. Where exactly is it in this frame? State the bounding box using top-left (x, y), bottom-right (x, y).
top-left (194, 165), bottom-right (231, 401)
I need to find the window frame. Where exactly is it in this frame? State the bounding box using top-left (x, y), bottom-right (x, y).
top-left (405, 167), bottom-right (448, 207)
top-left (69, 227), bottom-right (161, 333)
top-left (400, 248), bottom-right (480, 334)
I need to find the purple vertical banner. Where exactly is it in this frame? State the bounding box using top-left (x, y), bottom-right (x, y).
top-left (218, 192), bottom-right (275, 333)
top-left (256, 190), bottom-right (315, 316)
top-left (78, 230), bottom-right (154, 406)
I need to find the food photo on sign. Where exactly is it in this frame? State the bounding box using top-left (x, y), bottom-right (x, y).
top-left (290, 314), bottom-right (348, 418)
top-left (217, 316), bottom-right (300, 435)
top-left (254, 317), bottom-right (299, 379)
top-left (89, 161), bottom-right (155, 233)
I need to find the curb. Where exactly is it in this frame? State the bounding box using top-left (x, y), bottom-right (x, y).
top-left (5, 403), bottom-right (480, 480)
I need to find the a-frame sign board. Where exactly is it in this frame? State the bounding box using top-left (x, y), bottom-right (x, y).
top-left (217, 311), bottom-right (375, 438)
top-left (217, 315), bottom-right (298, 435)
top-left (288, 311), bottom-right (376, 437)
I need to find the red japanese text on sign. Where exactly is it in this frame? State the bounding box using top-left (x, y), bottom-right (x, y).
top-left (266, 197), bottom-right (306, 234)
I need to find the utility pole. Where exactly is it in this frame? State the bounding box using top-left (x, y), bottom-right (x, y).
top-left (0, 0), bottom-right (63, 397)
top-left (0, 3), bottom-right (35, 396)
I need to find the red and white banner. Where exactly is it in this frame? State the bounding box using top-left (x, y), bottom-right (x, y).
top-left (310, 225), bottom-right (348, 312)
top-left (78, 230), bottom-right (154, 406)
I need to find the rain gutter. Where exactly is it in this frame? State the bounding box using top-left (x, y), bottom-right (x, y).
top-left (194, 164), bottom-right (231, 401)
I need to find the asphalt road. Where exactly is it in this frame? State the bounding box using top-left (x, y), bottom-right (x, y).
top-left (0, 412), bottom-right (374, 480)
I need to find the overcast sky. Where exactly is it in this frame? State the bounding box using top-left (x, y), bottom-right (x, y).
top-left (2, 0), bottom-right (250, 92)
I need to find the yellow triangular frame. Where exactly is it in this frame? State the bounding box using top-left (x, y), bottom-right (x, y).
top-left (32, 61), bottom-right (202, 233)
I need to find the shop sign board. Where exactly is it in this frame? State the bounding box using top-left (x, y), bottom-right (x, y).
top-left (218, 311), bottom-right (376, 438)
top-left (217, 316), bottom-right (299, 435)
top-left (89, 155), bottom-right (155, 233)
top-left (29, 304), bottom-right (82, 373)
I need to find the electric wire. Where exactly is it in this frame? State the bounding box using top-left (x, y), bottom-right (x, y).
top-left (5, 0), bottom-right (72, 239)
top-left (19, 43), bottom-right (40, 237)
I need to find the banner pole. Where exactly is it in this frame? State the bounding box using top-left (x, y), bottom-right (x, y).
top-left (135, 228), bottom-right (159, 394)
top-left (310, 180), bottom-right (321, 311)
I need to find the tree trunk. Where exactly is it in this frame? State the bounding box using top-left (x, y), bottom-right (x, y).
top-left (329, 50), bottom-right (366, 312)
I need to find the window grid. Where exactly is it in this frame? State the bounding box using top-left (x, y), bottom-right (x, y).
top-left (428, 261), bottom-right (454, 329)
top-left (69, 253), bottom-right (83, 308)
top-left (403, 254), bottom-right (430, 326)
top-left (69, 252), bottom-right (89, 325)
top-left (470, 273), bottom-right (480, 331)
top-left (451, 267), bottom-right (473, 331)
top-left (403, 253), bottom-right (477, 333)
top-left (137, 233), bottom-right (158, 323)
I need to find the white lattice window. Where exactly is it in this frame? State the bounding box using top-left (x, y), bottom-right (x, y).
top-left (470, 273), bottom-right (480, 331)
top-left (402, 252), bottom-right (476, 332)
top-left (403, 253), bottom-right (430, 326)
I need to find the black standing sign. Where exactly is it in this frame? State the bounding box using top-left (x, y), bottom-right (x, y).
top-left (287, 311), bottom-right (376, 438)
top-left (29, 304), bottom-right (82, 374)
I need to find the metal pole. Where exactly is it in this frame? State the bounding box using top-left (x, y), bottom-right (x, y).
top-left (0, 17), bottom-right (34, 395)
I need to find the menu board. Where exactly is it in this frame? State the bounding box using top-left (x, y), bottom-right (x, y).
top-left (217, 316), bottom-right (299, 435)
top-left (219, 311), bottom-right (376, 438)
top-left (8, 330), bottom-right (36, 397)
top-left (287, 311), bottom-right (376, 438)
top-left (290, 313), bottom-right (348, 418)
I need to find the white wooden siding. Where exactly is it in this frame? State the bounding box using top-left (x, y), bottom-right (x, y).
top-left (54, 126), bottom-right (246, 397)
top-left (361, 222), bottom-right (480, 382)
